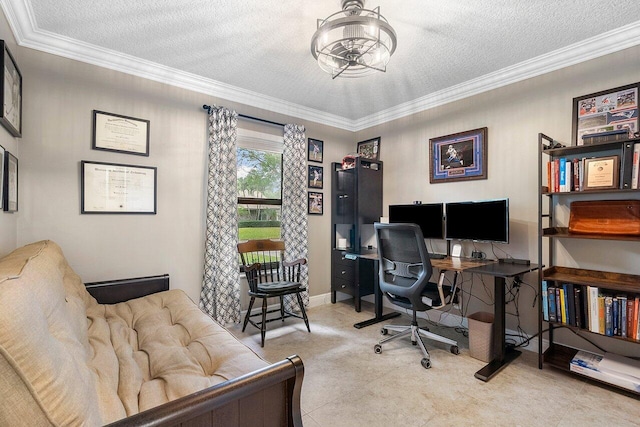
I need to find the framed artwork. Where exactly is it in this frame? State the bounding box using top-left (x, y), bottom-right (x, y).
top-left (307, 138), bottom-right (323, 163)
top-left (0, 41), bottom-right (22, 138)
top-left (308, 165), bottom-right (323, 189)
top-left (429, 127), bottom-right (488, 184)
top-left (3, 150), bottom-right (17, 212)
top-left (357, 137), bottom-right (380, 160)
top-left (81, 161), bottom-right (157, 214)
top-left (0, 144), bottom-right (4, 210)
top-left (308, 191), bottom-right (323, 215)
top-left (572, 82), bottom-right (639, 146)
top-left (93, 110), bottom-right (150, 156)
top-left (583, 155), bottom-right (619, 190)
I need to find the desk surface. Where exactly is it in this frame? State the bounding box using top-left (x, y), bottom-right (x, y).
top-left (353, 252), bottom-right (539, 277)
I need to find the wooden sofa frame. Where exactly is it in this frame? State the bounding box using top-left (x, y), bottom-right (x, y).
top-left (85, 274), bottom-right (304, 427)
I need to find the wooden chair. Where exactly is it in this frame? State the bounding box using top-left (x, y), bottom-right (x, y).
top-left (237, 239), bottom-right (310, 347)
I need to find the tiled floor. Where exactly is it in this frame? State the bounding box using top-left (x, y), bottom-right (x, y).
top-left (227, 301), bottom-right (640, 427)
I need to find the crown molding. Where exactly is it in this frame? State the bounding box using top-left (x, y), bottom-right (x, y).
top-left (353, 20), bottom-right (640, 131)
top-left (0, 0), bottom-right (356, 131)
top-left (3, 1), bottom-right (640, 133)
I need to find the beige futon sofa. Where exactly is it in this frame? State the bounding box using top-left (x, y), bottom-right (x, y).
top-left (0, 240), bottom-right (303, 426)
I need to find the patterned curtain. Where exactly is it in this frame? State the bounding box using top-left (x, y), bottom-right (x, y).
top-left (199, 106), bottom-right (241, 324)
top-left (281, 124), bottom-right (309, 312)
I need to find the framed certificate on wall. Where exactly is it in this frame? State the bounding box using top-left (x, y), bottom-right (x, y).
top-left (81, 161), bottom-right (157, 214)
top-left (92, 110), bottom-right (150, 156)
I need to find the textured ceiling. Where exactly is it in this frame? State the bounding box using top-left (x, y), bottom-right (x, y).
top-left (5, 1), bottom-right (640, 129)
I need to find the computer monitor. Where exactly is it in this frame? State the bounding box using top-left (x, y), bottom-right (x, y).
top-left (445, 198), bottom-right (509, 243)
top-left (388, 203), bottom-right (444, 239)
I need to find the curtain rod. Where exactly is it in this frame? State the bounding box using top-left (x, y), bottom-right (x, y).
top-left (202, 105), bottom-right (285, 128)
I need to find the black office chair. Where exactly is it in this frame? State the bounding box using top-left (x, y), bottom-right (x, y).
top-left (373, 222), bottom-right (459, 369)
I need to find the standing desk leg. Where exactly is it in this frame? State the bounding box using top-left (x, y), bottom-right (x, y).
top-left (354, 258), bottom-right (400, 329)
top-left (474, 275), bottom-right (521, 381)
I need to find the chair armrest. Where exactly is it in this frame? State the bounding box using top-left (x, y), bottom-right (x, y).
top-left (282, 258), bottom-right (307, 267)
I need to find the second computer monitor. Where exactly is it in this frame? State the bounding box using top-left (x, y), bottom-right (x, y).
top-left (445, 198), bottom-right (509, 243)
top-left (388, 203), bottom-right (444, 239)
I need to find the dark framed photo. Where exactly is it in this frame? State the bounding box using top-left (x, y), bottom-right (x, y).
top-left (0, 41), bottom-right (22, 138)
top-left (308, 165), bottom-right (323, 189)
top-left (583, 155), bottom-right (619, 190)
top-left (357, 137), bottom-right (380, 160)
top-left (307, 138), bottom-right (323, 163)
top-left (429, 127), bottom-right (488, 184)
top-left (81, 160), bottom-right (157, 214)
top-left (93, 110), bottom-right (150, 156)
top-left (3, 150), bottom-right (18, 212)
top-left (308, 192), bottom-right (323, 215)
top-left (572, 82), bottom-right (639, 146)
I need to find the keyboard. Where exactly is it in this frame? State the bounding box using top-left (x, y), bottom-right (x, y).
top-left (429, 253), bottom-right (447, 260)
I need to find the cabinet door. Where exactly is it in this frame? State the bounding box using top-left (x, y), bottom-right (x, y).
top-left (334, 169), bottom-right (355, 224)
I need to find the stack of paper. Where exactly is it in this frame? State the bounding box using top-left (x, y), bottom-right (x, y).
top-left (570, 350), bottom-right (640, 392)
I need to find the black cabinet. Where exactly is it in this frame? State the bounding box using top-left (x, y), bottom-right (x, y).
top-left (330, 158), bottom-right (383, 312)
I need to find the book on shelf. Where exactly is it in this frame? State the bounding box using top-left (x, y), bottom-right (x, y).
top-left (548, 285), bottom-right (557, 322)
top-left (556, 287), bottom-right (562, 323)
top-left (588, 286), bottom-right (600, 333)
top-left (632, 143), bottom-right (640, 190)
top-left (619, 295), bottom-right (627, 338)
top-left (574, 286), bottom-right (584, 329)
top-left (629, 295), bottom-right (640, 340)
top-left (559, 158), bottom-right (566, 192)
top-left (559, 287), bottom-right (567, 324)
top-left (572, 158), bottom-right (580, 192)
top-left (636, 296), bottom-right (640, 340)
top-left (542, 280), bottom-right (549, 321)
top-left (598, 295), bottom-right (606, 335)
top-left (612, 296), bottom-right (619, 336)
top-left (565, 283), bottom-right (575, 326)
top-left (605, 296), bottom-right (614, 336)
top-left (627, 298), bottom-right (635, 339)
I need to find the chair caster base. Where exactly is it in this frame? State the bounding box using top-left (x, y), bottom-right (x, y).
top-left (374, 344), bottom-right (382, 354)
top-left (421, 358), bottom-right (432, 369)
top-left (450, 345), bottom-right (460, 355)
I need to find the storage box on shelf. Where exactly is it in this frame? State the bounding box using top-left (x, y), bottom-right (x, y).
top-left (537, 133), bottom-right (640, 396)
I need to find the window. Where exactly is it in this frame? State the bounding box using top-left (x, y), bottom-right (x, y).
top-left (237, 128), bottom-right (283, 241)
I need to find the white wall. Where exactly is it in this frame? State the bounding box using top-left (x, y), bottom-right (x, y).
top-left (9, 35), bottom-right (352, 304)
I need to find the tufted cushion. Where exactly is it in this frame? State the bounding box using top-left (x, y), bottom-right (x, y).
top-left (0, 241), bottom-right (269, 426)
top-left (90, 290), bottom-right (269, 420)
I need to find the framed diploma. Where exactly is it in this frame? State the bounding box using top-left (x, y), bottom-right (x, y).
top-left (583, 155), bottom-right (619, 190)
top-left (0, 41), bottom-right (22, 138)
top-left (92, 110), bottom-right (150, 156)
top-left (3, 150), bottom-right (18, 212)
top-left (81, 161), bottom-right (157, 214)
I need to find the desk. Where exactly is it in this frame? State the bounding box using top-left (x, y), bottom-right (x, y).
top-left (349, 253), bottom-right (539, 380)
top-left (433, 258), bottom-right (540, 381)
